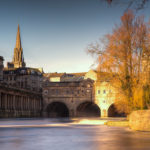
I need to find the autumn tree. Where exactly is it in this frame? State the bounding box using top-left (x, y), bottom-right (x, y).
top-left (87, 10), bottom-right (150, 114)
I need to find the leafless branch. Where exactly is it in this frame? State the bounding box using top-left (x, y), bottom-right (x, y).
top-left (103, 0), bottom-right (149, 12)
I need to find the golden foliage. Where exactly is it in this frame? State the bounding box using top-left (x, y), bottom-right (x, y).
top-left (88, 10), bottom-right (150, 114)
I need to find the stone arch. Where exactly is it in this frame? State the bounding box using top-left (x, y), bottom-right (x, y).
top-left (108, 104), bottom-right (126, 117)
top-left (76, 101), bottom-right (101, 117)
top-left (46, 102), bottom-right (69, 117)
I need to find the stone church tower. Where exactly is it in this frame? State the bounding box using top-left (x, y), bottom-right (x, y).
top-left (12, 24), bottom-right (26, 68)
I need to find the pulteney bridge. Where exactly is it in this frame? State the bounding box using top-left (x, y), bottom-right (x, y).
top-left (43, 79), bottom-right (123, 117)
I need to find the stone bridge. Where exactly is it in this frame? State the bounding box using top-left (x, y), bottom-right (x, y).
top-left (43, 79), bottom-right (124, 117)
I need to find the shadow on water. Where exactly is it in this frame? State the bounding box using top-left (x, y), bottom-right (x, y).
top-left (76, 102), bottom-right (101, 117)
top-left (46, 102), bottom-right (69, 117)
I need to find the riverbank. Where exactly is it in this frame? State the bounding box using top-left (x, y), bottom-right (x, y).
top-left (129, 110), bottom-right (150, 131)
top-left (104, 110), bottom-right (150, 132)
top-left (105, 120), bottom-right (129, 127)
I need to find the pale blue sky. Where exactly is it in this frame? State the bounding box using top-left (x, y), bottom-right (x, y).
top-left (0, 0), bottom-right (150, 73)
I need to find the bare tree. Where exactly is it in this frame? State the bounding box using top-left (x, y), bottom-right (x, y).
top-left (103, 0), bottom-right (149, 11)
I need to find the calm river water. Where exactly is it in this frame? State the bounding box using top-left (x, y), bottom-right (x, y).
top-left (0, 118), bottom-right (150, 150)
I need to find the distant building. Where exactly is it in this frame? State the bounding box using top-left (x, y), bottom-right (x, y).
top-left (3, 67), bottom-right (43, 92)
top-left (0, 25), bottom-right (43, 118)
top-left (7, 25), bottom-right (26, 69)
top-left (84, 69), bottom-right (97, 81)
top-left (4, 25), bottom-right (43, 92)
top-left (43, 72), bottom-right (86, 82)
top-left (44, 72), bottom-right (66, 82)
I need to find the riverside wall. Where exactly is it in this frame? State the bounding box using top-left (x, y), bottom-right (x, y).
top-left (129, 110), bottom-right (150, 131)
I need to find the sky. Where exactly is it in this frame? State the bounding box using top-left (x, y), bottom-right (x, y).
top-left (0, 0), bottom-right (150, 73)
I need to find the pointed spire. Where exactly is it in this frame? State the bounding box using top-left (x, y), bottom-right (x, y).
top-left (15, 24), bottom-right (22, 49)
top-left (12, 24), bottom-right (26, 68)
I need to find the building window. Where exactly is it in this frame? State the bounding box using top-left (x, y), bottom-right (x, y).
top-left (56, 89), bottom-right (59, 94)
top-left (52, 89), bottom-right (55, 93)
top-left (98, 90), bottom-right (100, 94)
top-left (87, 84), bottom-right (90, 88)
top-left (87, 89), bottom-right (90, 93)
top-left (66, 90), bottom-right (69, 94)
top-left (44, 90), bottom-right (48, 95)
top-left (103, 90), bottom-right (106, 94)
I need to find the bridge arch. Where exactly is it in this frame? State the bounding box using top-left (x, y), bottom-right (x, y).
top-left (76, 101), bottom-right (101, 117)
top-left (46, 102), bottom-right (69, 117)
top-left (108, 104), bottom-right (126, 117)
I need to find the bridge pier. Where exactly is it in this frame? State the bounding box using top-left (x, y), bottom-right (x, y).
top-left (69, 109), bottom-right (76, 117)
top-left (96, 102), bottom-right (110, 118)
top-left (101, 109), bottom-right (108, 117)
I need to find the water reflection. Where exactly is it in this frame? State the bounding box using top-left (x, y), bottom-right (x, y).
top-left (0, 118), bottom-right (150, 150)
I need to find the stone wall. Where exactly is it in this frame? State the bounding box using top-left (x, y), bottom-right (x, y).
top-left (94, 81), bottom-right (116, 117)
top-left (0, 84), bottom-right (43, 118)
top-left (3, 67), bottom-right (43, 92)
top-left (43, 80), bottom-right (94, 117)
top-left (129, 110), bottom-right (150, 131)
top-left (0, 56), bottom-right (4, 81)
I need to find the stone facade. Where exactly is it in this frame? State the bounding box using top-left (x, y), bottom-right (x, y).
top-left (0, 83), bottom-right (42, 118)
top-left (84, 70), bottom-right (97, 81)
top-left (94, 81), bottom-right (116, 117)
top-left (84, 70), bottom-right (121, 117)
top-left (3, 68), bottom-right (43, 92)
top-left (42, 70), bottom-right (124, 117)
top-left (129, 110), bottom-right (150, 131)
top-left (43, 79), bottom-right (95, 117)
top-left (0, 56), bottom-right (4, 81)
top-left (44, 72), bottom-right (85, 82)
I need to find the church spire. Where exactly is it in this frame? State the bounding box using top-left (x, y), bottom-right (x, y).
top-left (12, 24), bottom-right (26, 68)
top-left (15, 24), bottom-right (22, 49)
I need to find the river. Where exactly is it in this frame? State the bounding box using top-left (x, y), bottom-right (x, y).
top-left (0, 118), bottom-right (150, 150)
